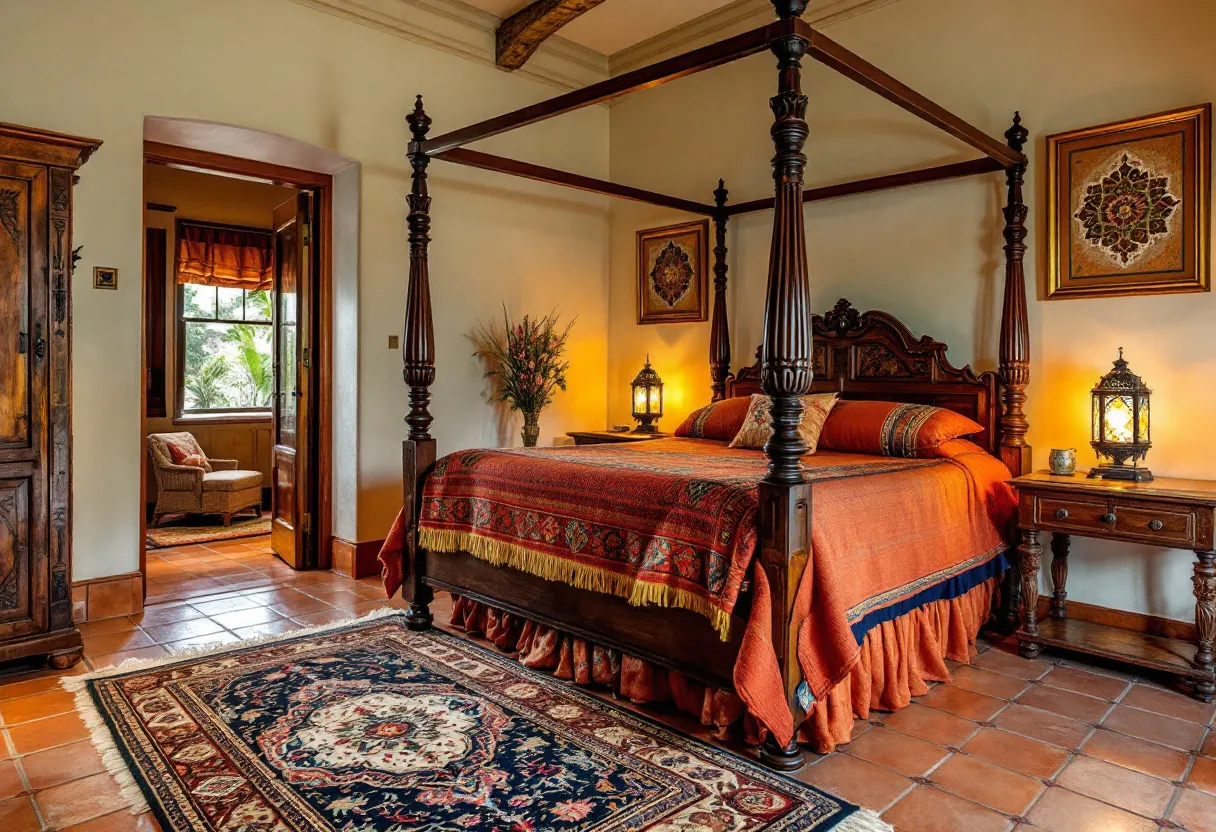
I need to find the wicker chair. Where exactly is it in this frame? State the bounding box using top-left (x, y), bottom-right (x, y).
top-left (147, 433), bottom-right (264, 527)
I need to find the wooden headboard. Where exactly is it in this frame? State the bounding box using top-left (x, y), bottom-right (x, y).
top-left (726, 299), bottom-right (1001, 456)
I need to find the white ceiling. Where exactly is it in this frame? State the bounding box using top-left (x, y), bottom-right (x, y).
top-left (464, 0), bottom-right (739, 56)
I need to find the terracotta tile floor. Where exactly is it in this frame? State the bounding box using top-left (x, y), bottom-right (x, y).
top-left (0, 535), bottom-right (1212, 830)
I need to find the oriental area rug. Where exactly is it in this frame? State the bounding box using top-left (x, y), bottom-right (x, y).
top-left (68, 611), bottom-right (888, 832)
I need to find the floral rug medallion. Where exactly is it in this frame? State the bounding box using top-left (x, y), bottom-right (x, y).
top-left (79, 613), bottom-right (884, 831)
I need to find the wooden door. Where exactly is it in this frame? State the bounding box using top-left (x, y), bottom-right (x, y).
top-left (0, 161), bottom-right (48, 639)
top-left (270, 193), bottom-right (316, 568)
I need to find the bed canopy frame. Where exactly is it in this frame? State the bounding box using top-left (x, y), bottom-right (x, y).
top-left (397, 0), bottom-right (1031, 770)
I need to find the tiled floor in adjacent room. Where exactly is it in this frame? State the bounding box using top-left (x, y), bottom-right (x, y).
top-left (0, 534), bottom-right (1214, 830)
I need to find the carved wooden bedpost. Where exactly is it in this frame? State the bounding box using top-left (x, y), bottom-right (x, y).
top-left (998, 112), bottom-right (1031, 630)
top-left (998, 112), bottom-right (1031, 478)
top-left (756, 0), bottom-right (813, 773)
top-left (403, 95), bottom-right (437, 631)
top-left (709, 180), bottom-right (731, 401)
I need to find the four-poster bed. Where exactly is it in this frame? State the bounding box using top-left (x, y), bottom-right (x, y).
top-left (383, 0), bottom-right (1032, 771)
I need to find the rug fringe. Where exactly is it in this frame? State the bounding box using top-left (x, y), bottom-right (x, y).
top-left (420, 527), bottom-right (734, 641)
top-left (62, 607), bottom-right (408, 816)
top-left (834, 808), bottom-right (893, 832)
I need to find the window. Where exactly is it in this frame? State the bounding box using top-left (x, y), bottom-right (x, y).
top-left (177, 284), bottom-right (273, 416)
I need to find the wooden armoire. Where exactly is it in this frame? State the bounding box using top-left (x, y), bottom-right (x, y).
top-left (0, 123), bottom-right (99, 669)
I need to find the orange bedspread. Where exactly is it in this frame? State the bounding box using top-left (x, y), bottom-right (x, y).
top-left (379, 437), bottom-right (1015, 746)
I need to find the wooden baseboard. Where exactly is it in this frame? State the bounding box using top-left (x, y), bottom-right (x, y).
top-left (1035, 597), bottom-right (1196, 642)
top-left (330, 537), bottom-right (384, 579)
top-left (72, 572), bottom-right (145, 622)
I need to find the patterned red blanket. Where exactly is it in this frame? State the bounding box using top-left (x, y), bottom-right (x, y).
top-left (401, 439), bottom-right (941, 639)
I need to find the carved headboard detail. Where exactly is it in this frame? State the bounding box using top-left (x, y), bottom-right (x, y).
top-left (726, 299), bottom-right (1001, 456)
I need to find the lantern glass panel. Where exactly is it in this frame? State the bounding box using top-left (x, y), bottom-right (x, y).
top-left (648, 386), bottom-right (662, 415)
top-left (1092, 395), bottom-right (1101, 441)
top-left (1137, 395), bottom-right (1149, 442)
top-left (633, 385), bottom-right (648, 415)
top-left (1104, 395), bottom-right (1134, 443)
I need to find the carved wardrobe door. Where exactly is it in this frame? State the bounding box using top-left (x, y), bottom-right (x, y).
top-left (0, 123), bottom-right (99, 669)
top-left (0, 160), bottom-right (48, 646)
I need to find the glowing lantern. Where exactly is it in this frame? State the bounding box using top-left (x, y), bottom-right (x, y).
top-left (630, 355), bottom-right (664, 433)
top-left (1089, 348), bottom-right (1152, 482)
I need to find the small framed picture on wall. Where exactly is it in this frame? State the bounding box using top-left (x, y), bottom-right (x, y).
top-left (93, 266), bottom-right (118, 290)
top-left (636, 220), bottom-right (708, 324)
top-left (1047, 104), bottom-right (1211, 299)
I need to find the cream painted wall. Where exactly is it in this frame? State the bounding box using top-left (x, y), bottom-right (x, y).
top-left (0, 0), bottom-right (609, 579)
top-left (607, 0), bottom-right (1216, 621)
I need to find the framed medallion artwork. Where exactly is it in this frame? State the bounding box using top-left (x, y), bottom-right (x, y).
top-left (636, 220), bottom-right (708, 323)
top-left (1047, 104), bottom-right (1210, 299)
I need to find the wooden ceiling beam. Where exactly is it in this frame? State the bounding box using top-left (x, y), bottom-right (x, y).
top-left (496, 0), bottom-right (606, 71)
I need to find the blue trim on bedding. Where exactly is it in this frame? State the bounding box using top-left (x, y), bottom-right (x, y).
top-left (848, 551), bottom-right (1009, 644)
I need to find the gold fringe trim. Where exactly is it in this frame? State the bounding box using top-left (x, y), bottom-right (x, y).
top-left (420, 527), bottom-right (733, 641)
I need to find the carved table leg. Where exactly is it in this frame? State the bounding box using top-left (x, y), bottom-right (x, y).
top-left (1193, 550), bottom-right (1216, 702)
top-left (1018, 528), bottom-right (1043, 659)
top-left (1050, 532), bottom-right (1070, 620)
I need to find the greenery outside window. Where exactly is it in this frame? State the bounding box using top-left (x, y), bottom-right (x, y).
top-left (177, 283), bottom-right (273, 418)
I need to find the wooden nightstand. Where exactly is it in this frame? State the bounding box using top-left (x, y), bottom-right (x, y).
top-left (566, 431), bottom-right (669, 446)
top-left (1012, 471), bottom-right (1216, 701)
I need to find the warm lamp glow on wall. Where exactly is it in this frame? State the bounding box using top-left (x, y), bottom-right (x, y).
top-left (1089, 348), bottom-right (1153, 483)
top-left (631, 355), bottom-right (664, 433)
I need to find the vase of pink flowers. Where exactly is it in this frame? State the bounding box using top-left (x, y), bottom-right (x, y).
top-left (476, 307), bottom-right (574, 447)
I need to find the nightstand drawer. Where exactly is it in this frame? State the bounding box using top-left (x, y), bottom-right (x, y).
top-left (1035, 495), bottom-right (1112, 533)
top-left (1031, 493), bottom-right (1198, 547)
top-left (1112, 504), bottom-right (1195, 547)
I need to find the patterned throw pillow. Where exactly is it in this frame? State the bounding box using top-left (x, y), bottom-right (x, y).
top-left (673, 396), bottom-right (752, 441)
top-left (818, 400), bottom-right (983, 458)
top-left (727, 393), bottom-right (839, 452)
top-left (161, 433), bottom-right (213, 472)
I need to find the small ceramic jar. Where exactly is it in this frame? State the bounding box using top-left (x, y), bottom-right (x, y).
top-left (1048, 448), bottom-right (1077, 476)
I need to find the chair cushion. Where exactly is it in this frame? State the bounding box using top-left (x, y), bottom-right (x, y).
top-left (202, 469), bottom-right (264, 492)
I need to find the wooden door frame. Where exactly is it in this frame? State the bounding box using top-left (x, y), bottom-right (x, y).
top-left (140, 141), bottom-right (334, 583)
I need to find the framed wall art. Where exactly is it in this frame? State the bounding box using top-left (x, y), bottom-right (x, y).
top-left (636, 220), bottom-right (708, 324)
top-left (93, 266), bottom-right (118, 290)
top-left (1047, 104), bottom-right (1210, 299)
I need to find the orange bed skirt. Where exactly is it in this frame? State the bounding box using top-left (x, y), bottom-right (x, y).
top-left (449, 576), bottom-right (995, 754)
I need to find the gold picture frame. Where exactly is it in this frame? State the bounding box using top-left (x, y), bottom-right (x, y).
top-left (93, 266), bottom-right (118, 290)
top-left (1047, 104), bottom-right (1210, 299)
top-left (636, 220), bottom-right (708, 324)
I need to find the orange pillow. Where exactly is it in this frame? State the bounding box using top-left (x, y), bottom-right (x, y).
top-left (674, 396), bottom-right (752, 441)
top-left (818, 400), bottom-right (982, 458)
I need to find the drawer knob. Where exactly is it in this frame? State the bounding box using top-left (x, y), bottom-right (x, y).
top-left (1148, 519), bottom-right (1164, 531)
top-left (1055, 508), bottom-right (1069, 520)
top-left (1100, 512), bottom-right (1117, 524)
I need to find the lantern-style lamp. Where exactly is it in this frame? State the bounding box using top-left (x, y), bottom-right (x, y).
top-left (630, 355), bottom-right (664, 433)
top-left (1089, 348), bottom-right (1153, 482)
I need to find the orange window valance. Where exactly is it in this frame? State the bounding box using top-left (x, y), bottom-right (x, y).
top-left (176, 223), bottom-right (273, 290)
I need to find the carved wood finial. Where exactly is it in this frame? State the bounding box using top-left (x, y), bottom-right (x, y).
top-left (822, 298), bottom-right (861, 334)
top-left (404, 96), bottom-right (436, 442)
top-left (770, 0), bottom-right (809, 18)
top-left (1005, 111), bottom-right (1029, 152)
top-left (407, 95), bottom-right (432, 144)
top-left (710, 180), bottom-right (731, 402)
top-left (760, 23), bottom-right (813, 485)
top-left (998, 111), bottom-right (1031, 476)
